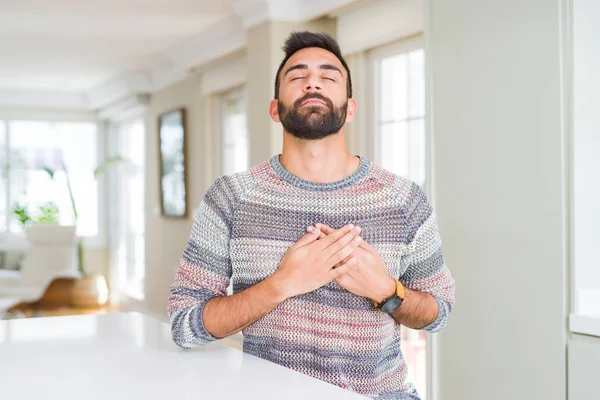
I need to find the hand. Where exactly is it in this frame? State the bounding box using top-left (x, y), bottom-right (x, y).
top-left (270, 224), bottom-right (363, 299)
top-left (312, 223), bottom-right (396, 303)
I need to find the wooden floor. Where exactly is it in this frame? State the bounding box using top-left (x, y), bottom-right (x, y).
top-left (8, 303), bottom-right (122, 319)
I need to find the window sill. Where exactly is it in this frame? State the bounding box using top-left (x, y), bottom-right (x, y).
top-left (570, 314), bottom-right (600, 337)
top-left (0, 233), bottom-right (106, 250)
top-left (0, 233), bottom-right (29, 252)
top-left (570, 288), bottom-right (600, 337)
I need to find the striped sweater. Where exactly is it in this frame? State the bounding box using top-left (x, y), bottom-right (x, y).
top-left (168, 155), bottom-right (455, 399)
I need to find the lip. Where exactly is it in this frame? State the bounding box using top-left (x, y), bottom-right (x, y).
top-left (301, 99), bottom-right (326, 106)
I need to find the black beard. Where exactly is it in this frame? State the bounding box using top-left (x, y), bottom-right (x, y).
top-left (278, 93), bottom-right (347, 141)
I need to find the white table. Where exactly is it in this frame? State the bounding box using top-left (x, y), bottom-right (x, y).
top-left (0, 312), bottom-right (367, 399)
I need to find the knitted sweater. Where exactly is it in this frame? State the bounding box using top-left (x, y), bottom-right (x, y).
top-left (168, 155), bottom-right (455, 399)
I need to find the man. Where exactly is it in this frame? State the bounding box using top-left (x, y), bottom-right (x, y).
top-left (168, 31), bottom-right (455, 400)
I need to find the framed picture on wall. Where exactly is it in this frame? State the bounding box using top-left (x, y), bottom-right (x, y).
top-left (158, 108), bottom-right (187, 218)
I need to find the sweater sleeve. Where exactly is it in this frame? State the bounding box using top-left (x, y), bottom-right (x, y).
top-left (167, 177), bottom-right (234, 348)
top-left (399, 183), bottom-right (455, 333)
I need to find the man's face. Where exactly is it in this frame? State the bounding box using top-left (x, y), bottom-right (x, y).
top-left (271, 47), bottom-right (356, 140)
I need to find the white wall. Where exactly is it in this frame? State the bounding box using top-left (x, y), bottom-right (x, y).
top-left (568, 334), bottom-right (600, 399)
top-left (144, 77), bottom-right (206, 316)
top-left (336, 0), bottom-right (423, 55)
top-left (0, 107), bottom-right (96, 122)
top-left (429, 0), bottom-right (568, 399)
top-left (573, 0), bottom-right (600, 297)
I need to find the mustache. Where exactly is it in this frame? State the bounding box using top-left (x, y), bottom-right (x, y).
top-left (293, 93), bottom-right (334, 109)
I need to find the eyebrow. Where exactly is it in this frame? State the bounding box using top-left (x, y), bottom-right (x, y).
top-left (284, 63), bottom-right (343, 76)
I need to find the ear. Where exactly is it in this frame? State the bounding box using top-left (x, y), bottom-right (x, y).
top-left (345, 98), bottom-right (357, 123)
top-left (269, 99), bottom-right (280, 123)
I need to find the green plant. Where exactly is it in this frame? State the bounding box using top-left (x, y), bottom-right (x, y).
top-left (12, 202), bottom-right (60, 228)
top-left (12, 204), bottom-right (31, 227)
top-left (37, 202), bottom-right (60, 223)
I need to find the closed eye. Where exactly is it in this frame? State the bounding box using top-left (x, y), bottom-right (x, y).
top-left (291, 76), bottom-right (305, 81)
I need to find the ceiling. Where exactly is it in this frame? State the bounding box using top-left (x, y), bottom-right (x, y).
top-left (0, 0), bottom-right (361, 110)
top-left (0, 0), bottom-right (234, 92)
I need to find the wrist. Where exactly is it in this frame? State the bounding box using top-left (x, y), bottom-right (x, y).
top-left (265, 272), bottom-right (293, 303)
top-left (373, 276), bottom-right (397, 304)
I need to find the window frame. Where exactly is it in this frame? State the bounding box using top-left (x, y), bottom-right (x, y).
top-left (367, 34), bottom-right (433, 400)
top-left (367, 34), bottom-right (431, 195)
top-left (213, 85), bottom-right (248, 177)
top-left (107, 118), bottom-right (146, 300)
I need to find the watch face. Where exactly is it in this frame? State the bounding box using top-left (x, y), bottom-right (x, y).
top-left (381, 296), bottom-right (403, 313)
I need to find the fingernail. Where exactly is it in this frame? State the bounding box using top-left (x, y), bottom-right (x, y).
top-left (307, 226), bottom-right (314, 232)
top-left (356, 236), bottom-right (363, 243)
top-left (348, 224), bottom-right (354, 231)
top-left (355, 226), bottom-right (362, 234)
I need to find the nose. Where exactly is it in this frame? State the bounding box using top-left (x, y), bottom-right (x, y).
top-left (304, 75), bottom-right (322, 93)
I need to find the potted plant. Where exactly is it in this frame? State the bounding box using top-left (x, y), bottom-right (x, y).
top-left (12, 202), bottom-right (78, 265)
top-left (41, 156), bottom-right (126, 307)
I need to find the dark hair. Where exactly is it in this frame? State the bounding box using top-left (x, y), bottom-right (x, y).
top-left (274, 31), bottom-right (352, 99)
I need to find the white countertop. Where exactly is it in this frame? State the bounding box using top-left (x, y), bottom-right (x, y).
top-left (0, 312), bottom-right (367, 400)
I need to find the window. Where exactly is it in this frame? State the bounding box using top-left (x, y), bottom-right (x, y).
top-left (220, 87), bottom-right (248, 176)
top-left (0, 121), bottom-right (6, 233)
top-left (369, 36), bottom-right (428, 399)
top-left (572, 0), bottom-right (600, 319)
top-left (109, 121), bottom-right (145, 299)
top-left (215, 86), bottom-right (247, 296)
top-left (372, 38), bottom-right (426, 188)
top-left (1, 120), bottom-right (100, 239)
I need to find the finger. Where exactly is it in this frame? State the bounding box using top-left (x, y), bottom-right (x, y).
top-left (308, 224), bottom-right (336, 240)
top-left (314, 223), bottom-right (336, 235)
top-left (336, 261), bottom-right (360, 282)
top-left (357, 238), bottom-right (375, 253)
top-left (334, 271), bottom-right (355, 286)
top-left (333, 254), bottom-right (353, 268)
top-left (330, 257), bottom-right (358, 279)
top-left (319, 226), bottom-right (370, 251)
top-left (323, 227), bottom-right (361, 257)
top-left (304, 226), bottom-right (327, 240)
top-left (317, 224), bottom-right (356, 249)
top-left (327, 235), bottom-right (363, 266)
top-left (290, 227), bottom-right (321, 250)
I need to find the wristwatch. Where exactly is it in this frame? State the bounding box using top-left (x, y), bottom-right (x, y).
top-left (372, 278), bottom-right (405, 313)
